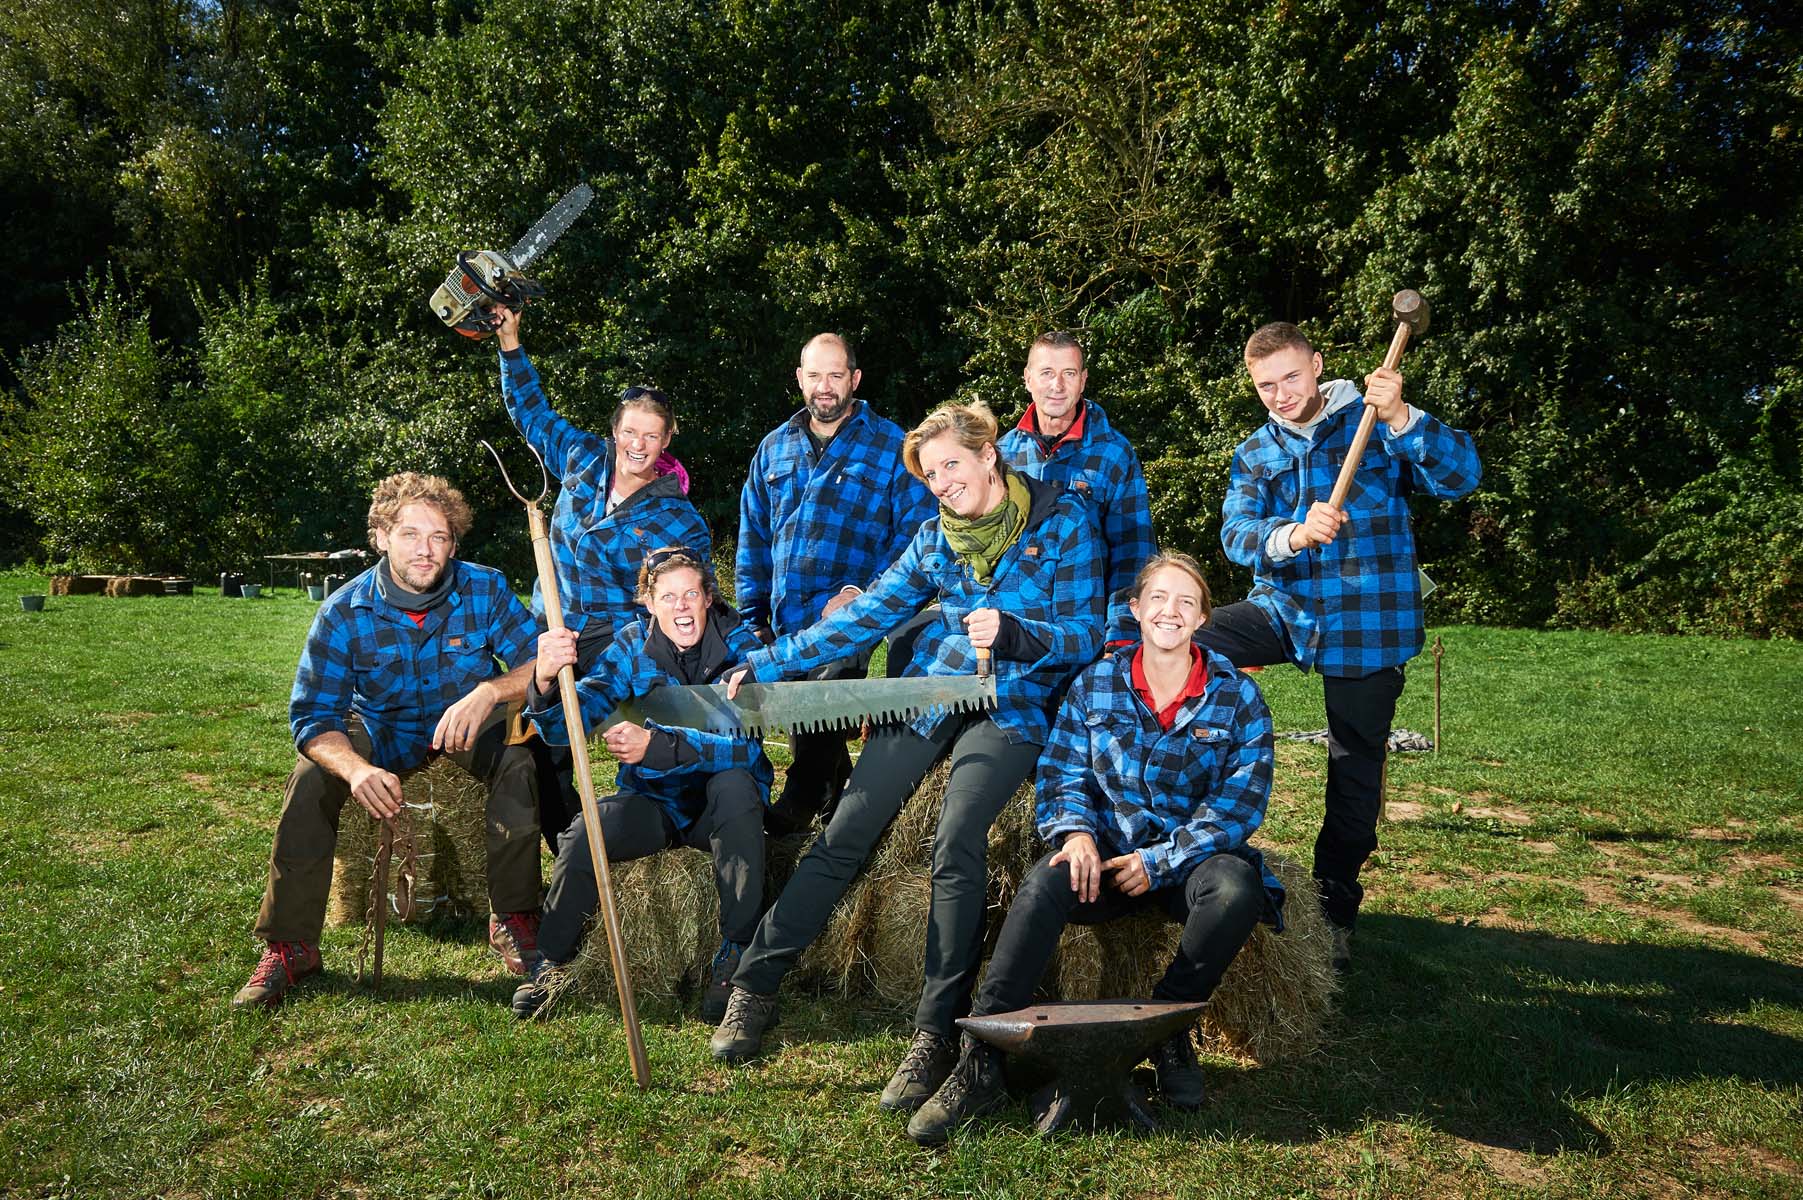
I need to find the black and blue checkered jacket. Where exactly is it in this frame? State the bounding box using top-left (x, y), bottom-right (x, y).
top-left (499, 348), bottom-right (712, 639)
top-left (742, 475), bottom-right (1104, 746)
top-left (999, 399), bottom-right (1155, 604)
top-left (1036, 647), bottom-right (1284, 917)
top-left (736, 403), bottom-right (935, 638)
top-left (525, 613), bottom-right (773, 831)
top-left (289, 561), bottom-right (537, 772)
top-left (1223, 381), bottom-right (1481, 677)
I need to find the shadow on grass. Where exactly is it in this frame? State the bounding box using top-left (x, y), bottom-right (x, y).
top-left (1203, 914), bottom-right (1803, 1156)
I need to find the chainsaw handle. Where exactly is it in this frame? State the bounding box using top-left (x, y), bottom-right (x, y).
top-left (456, 250), bottom-right (516, 307)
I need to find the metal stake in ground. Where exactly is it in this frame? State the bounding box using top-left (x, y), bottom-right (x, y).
top-left (371, 818), bottom-right (393, 986)
top-left (482, 439), bottom-right (651, 1089)
top-left (1327, 289), bottom-right (1431, 512)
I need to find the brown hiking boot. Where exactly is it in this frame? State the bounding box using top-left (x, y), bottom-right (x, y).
top-left (906, 1036), bottom-right (1007, 1145)
top-left (879, 1028), bottom-right (958, 1113)
top-left (489, 910), bottom-right (540, 976)
top-left (232, 940), bottom-right (321, 1009)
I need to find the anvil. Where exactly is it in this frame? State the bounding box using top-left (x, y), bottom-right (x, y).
top-left (957, 1000), bottom-right (1207, 1134)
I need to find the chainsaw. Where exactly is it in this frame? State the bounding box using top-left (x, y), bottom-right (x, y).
top-left (602, 672), bottom-right (999, 739)
top-left (428, 183), bottom-right (595, 338)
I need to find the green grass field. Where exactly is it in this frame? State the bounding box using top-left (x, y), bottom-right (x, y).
top-left (1, 570), bottom-right (1798, 1199)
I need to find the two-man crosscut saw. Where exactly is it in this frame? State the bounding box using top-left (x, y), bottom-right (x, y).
top-left (602, 673), bottom-right (998, 738)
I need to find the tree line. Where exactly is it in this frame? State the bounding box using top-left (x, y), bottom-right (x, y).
top-left (2, 0), bottom-right (1797, 636)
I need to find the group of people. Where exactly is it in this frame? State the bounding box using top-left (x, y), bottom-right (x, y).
top-left (233, 308), bottom-right (1479, 1144)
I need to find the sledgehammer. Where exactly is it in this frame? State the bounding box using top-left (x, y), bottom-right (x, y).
top-left (1326, 290), bottom-right (1430, 511)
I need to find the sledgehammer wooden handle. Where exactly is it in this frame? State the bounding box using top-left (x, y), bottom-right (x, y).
top-left (1328, 290), bottom-right (1429, 512)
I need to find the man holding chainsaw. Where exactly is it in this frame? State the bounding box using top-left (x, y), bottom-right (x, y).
top-left (736, 332), bottom-right (935, 835)
top-left (1203, 321), bottom-right (1479, 970)
top-left (233, 472), bottom-right (543, 1008)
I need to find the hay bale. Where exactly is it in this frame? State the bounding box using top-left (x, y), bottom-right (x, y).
top-left (328, 756), bottom-right (494, 926)
top-left (1048, 850), bottom-right (1337, 1064)
top-left (51, 575), bottom-right (109, 596)
top-left (558, 831), bottom-right (816, 1010)
top-left (555, 748), bottom-right (1335, 1065)
top-left (104, 575), bottom-right (166, 597)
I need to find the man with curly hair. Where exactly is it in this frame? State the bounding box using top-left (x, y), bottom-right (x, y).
top-left (233, 472), bottom-right (544, 1008)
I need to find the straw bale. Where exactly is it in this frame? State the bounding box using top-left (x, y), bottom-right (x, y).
top-left (553, 748), bottom-right (1336, 1064)
top-left (559, 830), bottom-right (820, 1010)
top-left (328, 756), bottom-right (493, 927)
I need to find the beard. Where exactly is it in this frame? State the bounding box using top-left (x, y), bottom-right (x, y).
top-left (805, 389), bottom-right (853, 426)
top-left (394, 557), bottom-right (445, 591)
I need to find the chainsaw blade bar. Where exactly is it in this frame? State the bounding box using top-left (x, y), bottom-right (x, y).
top-left (507, 183), bottom-right (595, 270)
top-left (600, 674), bottom-right (999, 738)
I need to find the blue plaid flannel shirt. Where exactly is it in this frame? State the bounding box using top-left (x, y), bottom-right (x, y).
top-left (1036, 647), bottom-right (1284, 919)
top-left (499, 348), bottom-right (713, 638)
top-left (525, 617), bottom-right (773, 831)
top-left (1222, 382), bottom-right (1481, 677)
top-left (290, 561), bottom-right (537, 773)
top-left (999, 399), bottom-right (1155, 604)
top-left (742, 477), bottom-right (1103, 746)
top-left (736, 402), bottom-right (935, 637)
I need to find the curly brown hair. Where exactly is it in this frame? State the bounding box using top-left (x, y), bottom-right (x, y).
top-left (366, 472), bottom-right (474, 548)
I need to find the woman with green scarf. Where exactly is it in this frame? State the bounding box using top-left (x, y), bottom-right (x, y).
top-left (706, 400), bottom-right (1105, 1113)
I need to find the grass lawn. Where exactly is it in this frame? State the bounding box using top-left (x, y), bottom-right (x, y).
top-left (0, 569), bottom-right (1798, 1199)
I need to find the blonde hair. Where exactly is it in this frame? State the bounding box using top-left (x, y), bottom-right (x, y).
top-left (634, 545), bottom-right (715, 605)
top-left (1131, 550), bottom-right (1213, 621)
top-left (902, 400), bottom-right (1000, 481)
top-left (366, 472), bottom-right (473, 548)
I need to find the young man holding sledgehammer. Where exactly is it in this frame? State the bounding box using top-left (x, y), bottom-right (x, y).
top-left (1196, 318), bottom-right (1479, 971)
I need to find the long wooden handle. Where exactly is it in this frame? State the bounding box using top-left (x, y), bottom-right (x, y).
top-left (526, 505), bottom-right (651, 1089)
top-left (1326, 320), bottom-right (1414, 512)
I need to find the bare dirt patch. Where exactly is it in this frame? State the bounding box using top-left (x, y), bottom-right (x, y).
top-left (1689, 1138), bottom-right (1802, 1181)
top-left (1490, 871), bottom-right (1767, 954)
top-left (1384, 800), bottom-right (1427, 821)
top-left (1459, 1138), bottom-right (1555, 1189)
top-left (1524, 841), bottom-right (1559, 854)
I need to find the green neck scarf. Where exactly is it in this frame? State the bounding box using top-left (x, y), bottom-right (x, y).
top-left (940, 469), bottom-right (1031, 584)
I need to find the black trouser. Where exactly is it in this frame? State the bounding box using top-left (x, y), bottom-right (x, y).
top-left (537, 768), bottom-right (766, 963)
top-left (1194, 601), bottom-right (1405, 928)
top-left (974, 851), bottom-right (1266, 1016)
top-left (734, 713), bottom-right (1041, 1037)
top-left (254, 706), bottom-right (541, 944)
top-left (771, 648), bottom-right (873, 823)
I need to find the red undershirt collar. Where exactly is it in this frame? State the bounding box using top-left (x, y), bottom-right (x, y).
top-left (1131, 643), bottom-right (1208, 731)
top-left (1017, 401), bottom-right (1088, 451)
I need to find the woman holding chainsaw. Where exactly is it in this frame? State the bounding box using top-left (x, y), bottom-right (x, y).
top-left (512, 546), bottom-right (772, 1024)
top-left (706, 400), bottom-right (1104, 1114)
top-left (493, 306), bottom-right (713, 843)
top-left (493, 306), bottom-right (712, 654)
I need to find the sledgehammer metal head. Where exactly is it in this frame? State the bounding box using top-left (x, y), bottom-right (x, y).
top-left (1392, 288), bottom-right (1430, 336)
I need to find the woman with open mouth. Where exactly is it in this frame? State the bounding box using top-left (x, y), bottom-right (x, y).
top-left (705, 399), bottom-right (1104, 1117)
top-left (492, 304), bottom-right (713, 865)
top-left (513, 546), bottom-right (771, 1024)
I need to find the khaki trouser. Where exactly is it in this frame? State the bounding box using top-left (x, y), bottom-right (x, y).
top-left (253, 705), bottom-right (541, 944)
